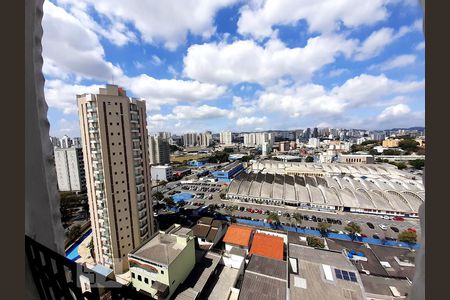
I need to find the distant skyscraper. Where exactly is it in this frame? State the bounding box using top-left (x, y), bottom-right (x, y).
top-left (148, 135), bottom-right (170, 165)
top-left (50, 136), bottom-right (60, 148)
top-left (198, 131), bottom-right (212, 147)
top-left (77, 84), bottom-right (154, 274)
top-left (220, 131), bottom-right (232, 145)
top-left (183, 133), bottom-right (197, 147)
top-left (304, 128), bottom-right (311, 139)
top-left (312, 127), bottom-right (319, 138)
top-left (158, 131), bottom-right (171, 140)
top-left (54, 147), bottom-right (86, 192)
top-left (60, 134), bottom-right (72, 148)
top-left (72, 137), bottom-right (82, 148)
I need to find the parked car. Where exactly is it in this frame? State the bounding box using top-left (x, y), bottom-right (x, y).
top-left (393, 217), bottom-right (405, 221)
top-left (366, 222), bottom-right (375, 229)
top-left (390, 226), bottom-right (399, 233)
top-left (372, 234), bottom-right (380, 239)
top-left (379, 224), bottom-right (388, 231)
top-left (336, 220), bottom-right (342, 225)
top-left (361, 233), bottom-right (368, 238)
top-left (407, 228), bottom-right (417, 232)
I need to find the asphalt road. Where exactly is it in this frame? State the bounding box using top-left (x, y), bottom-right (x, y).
top-left (161, 180), bottom-right (421, 241)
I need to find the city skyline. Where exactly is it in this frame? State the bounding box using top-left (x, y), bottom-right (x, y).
top-left (43, 0), bottom-right (424, 136)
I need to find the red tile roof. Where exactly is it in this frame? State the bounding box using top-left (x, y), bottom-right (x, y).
top-left (223, 224), bottom-right (253, 248)
top-left (249, 233), bottom-right (284, 261)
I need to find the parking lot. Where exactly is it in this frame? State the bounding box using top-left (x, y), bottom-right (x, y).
top-left (158, 180), bottom-right (421, 242)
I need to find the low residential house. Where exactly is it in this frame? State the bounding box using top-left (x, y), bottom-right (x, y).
top-left (223, 224), bottom-right (254, 255)
top-left (191, 217), bottom-right (228, 250)
top-left (249, 233), bottom-right (284, 261)
top-left (128, 225), bottom-right (195, 299)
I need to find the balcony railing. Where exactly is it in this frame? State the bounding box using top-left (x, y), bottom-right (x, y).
top-left (25, 235), bottom-right (148, 300)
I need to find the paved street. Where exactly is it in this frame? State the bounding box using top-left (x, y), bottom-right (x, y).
top-left (159, 180), bottom-right (421, 242)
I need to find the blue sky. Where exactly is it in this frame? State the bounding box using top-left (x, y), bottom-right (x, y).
top-left (42, 0), bottom-right (425, 137)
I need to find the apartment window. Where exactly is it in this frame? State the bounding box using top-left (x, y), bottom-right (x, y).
top-left (138, 275), bottom-right (142, 281)
top-left (131, 272), bottom-right (135, 278)
top-left (144, 278), bottom-right (148, 284)
top-left (161, 270), bottom-right (164, 274)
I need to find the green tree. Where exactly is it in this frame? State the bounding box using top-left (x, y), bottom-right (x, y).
top-left (153, 191), bottom-right (164, 201)
top-left (409, 159), bottom-right (425, 170)
top-left (223, 148), bottom-right (234, 153)
top-left (292, 213), bottom-right (303, 225)
top-left (163, 197), bottom-right (175, 207)
top-left (66, 225), bottom-right (81, 241)
top-left (88, 238), bottom-right (95, 258)
top-left (369, 149), bottom-right (379, 156)
top-left (305, 156), bottom-right (314, 162)
top-left (398, 230), bottom-right (417, 243)
top-left (267, 212), bottom-right (280, 224)
top-left (177, 200), bottom-right (186, 207)
top-left (360, 140), bottom-right (378, 146)
top-left (383, 149), bottom-right (402, 155)
top-left (345, 222), bottom-right (362, 240)
top-left (399, 139), bottom-right (419, 152)
top-left (317, 222), bottom-right (331, 236)
top-left (307, 236), bottom-right (325, 248)
top-left (395, 162), bottom-right (407, 170)
top-left (219, 193), bottom-right (226, 199)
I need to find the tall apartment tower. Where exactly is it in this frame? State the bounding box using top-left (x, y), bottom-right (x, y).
top-left (54, 147), bottom-right (86, 192)
top-left (148, 135), bottom-right (170, 165)
top-left (77, 84), bottom-right (154, 274)
top-left (220, 131), bottom-right (232, 145)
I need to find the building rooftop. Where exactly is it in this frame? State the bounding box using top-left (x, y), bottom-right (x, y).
top-left (325, 238), bottom-right (389, 276)
top-left (173, 251), bottom-right (221, 300)
top-left (198, 217), bottom-right (213, 225)
top-left (288, 244), bottom-right (365, 300)
top-left (249, 233), bottom-right (284, 261)
top-left (239, 255), bottom-right (287, 300)
top-left (227, 171), bottom-right (424, 214)
top-left (129, 225), bottom-right (192, 266)
top-left (369, 245), bottom-right (416, 279)
top-left (223, 224), bottom-right (253, 248)
top-left (360, 274), bottom-right (411, 297)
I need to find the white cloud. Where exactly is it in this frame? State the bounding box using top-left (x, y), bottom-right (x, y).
top-left (258, 74), bottom-right (424, 118)
top-left (236, 116), bottom-right (267, 127)
top-left (328, 68), bottom-right (348, 77)
top-left (133, 61), bottom-right (144, 69)
top-left (151, 55), bottom-right (163, 66)
top-left (44, 80), bottom-right (104, 114)
top-left (59, 0), bottom-right (238, 50)
top-left (42, 1), bottom-right (123, 81)
top-left (42, 1), bottom-right (124, 82)
top-left (415, 41), bottom-right (425, 51)
top-left (167, 65), bottom-right (179, 78)
top-left (354, 27), bottom-right (395, 61)
top-left (377, 103), bottom-right (411, 121)
top-left (45, 74), bottom-right (227, 114)
top-left (121, 75), bottom-right (227, 110)
top-left (183, 35), bottom-right (357, 85)
top-left (354, 20), bottom-right (422, 61)
top-left (148, 105), bottom-right (231, 130)
top-left (237, 0), bottom-right (389, 39)
top-left (370, 54), bottom-right (416, 71)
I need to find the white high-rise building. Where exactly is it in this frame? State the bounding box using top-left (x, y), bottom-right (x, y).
top-left (198, 131), bottom-right (212, 147)
top-left (60, 135), bottom-right (72, 148)
top-left (220, 131), bottom-right (232, 145)
top-left (308, 138), bottom-right (320, 148)
top-left (183, 133), bottom-right (197, 147)
top-left (243, 132), bottom-right (274, 147)
top-left (149, 135), bottom-right (170, 165)
top-left (77, 84), bottom-right (154, 274)
top-left (54, 147), bottom-right (86, 192)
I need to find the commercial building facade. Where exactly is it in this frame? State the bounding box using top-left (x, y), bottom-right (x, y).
top-left (151, 165), bottom-right (174, 182)
top-left (77, 84), bottom-right (154, 274)
top-left (54, 147), bottom-right (86, 192)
